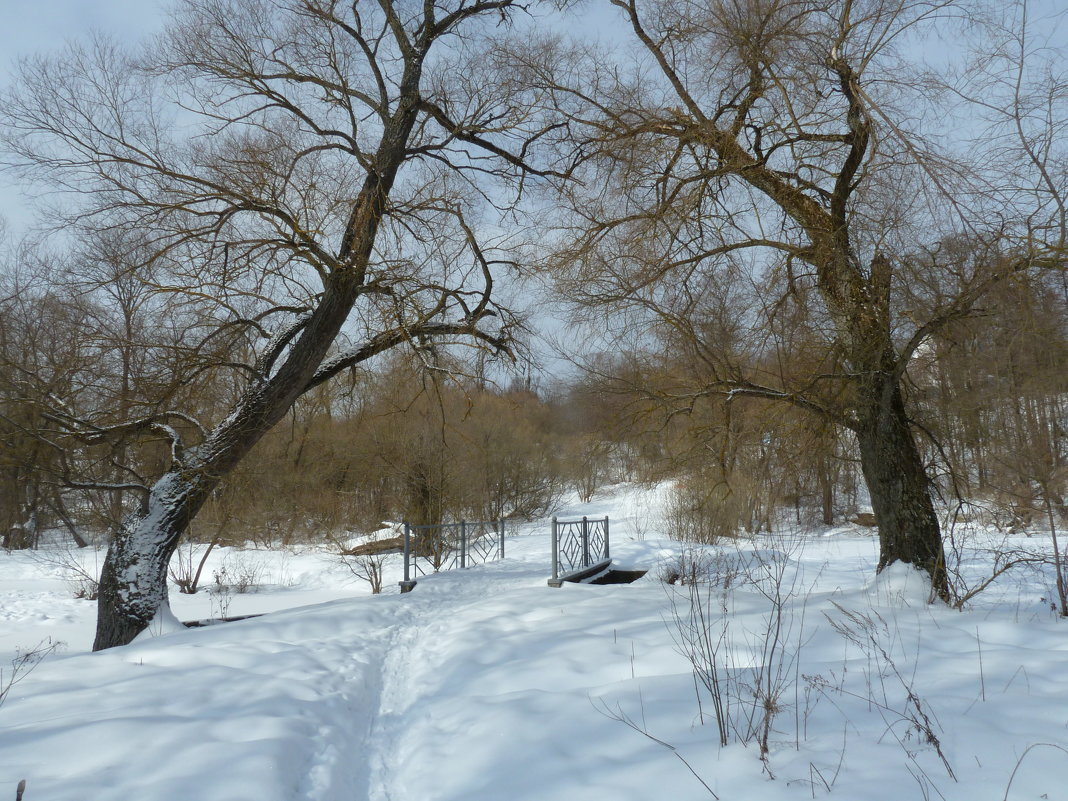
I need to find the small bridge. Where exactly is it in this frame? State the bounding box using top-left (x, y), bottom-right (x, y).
top-left (548, 515), bottom-right (611, 587)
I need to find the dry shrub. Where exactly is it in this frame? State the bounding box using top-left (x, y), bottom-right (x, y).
top-left (666, 477), bottom-right (745, 544)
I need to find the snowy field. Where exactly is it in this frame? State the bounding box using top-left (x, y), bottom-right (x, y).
top-left (1, 484), bottom-right (1067, 801)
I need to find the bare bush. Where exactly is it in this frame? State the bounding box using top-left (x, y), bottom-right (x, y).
top-left (27, 546), bottom-right (100, 600)
top-left (169, 538), bottom-right (219, 595)
top-left (212, 558), bottom-right (264, 595)
top-left (205, 552), bottom-right (267, 618)
top-left (665, 539), bottom-right (809, 773)
top-left (942, 512), bottom-right (1047, 609)
top-left (339, 524), bottom-right (401, 595)
top-left (665, 478), bottom-right (744, 545)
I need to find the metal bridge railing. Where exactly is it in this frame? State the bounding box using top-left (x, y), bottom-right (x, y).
top-left (399, 519), bottom-right (505, 592)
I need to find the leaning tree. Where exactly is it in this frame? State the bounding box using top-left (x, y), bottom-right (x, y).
top-left (525, 0), bottom-right (1067, 598)
top-left (3, 0), bottom-right (559, 649)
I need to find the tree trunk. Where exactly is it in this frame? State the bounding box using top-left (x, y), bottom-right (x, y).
top-left (855, 378), bottom-right (949, 601)
top-left (820, 463), bottom-right (834, 526)
top-left (2, 477), bottom-right (39, 550)
top-left (49, 491), bottom-right (89, 548)
top-left (94, 474), bottom-right (200, 649)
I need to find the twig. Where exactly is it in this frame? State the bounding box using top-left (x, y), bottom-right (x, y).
top-left (594, 699), bottom-right (720, 799)
top-left (1002, 743), bottom-right (1068, 801)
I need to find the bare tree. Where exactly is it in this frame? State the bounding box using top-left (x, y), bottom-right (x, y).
top-left (3, 0), bottom-right (559, 648)
top-left (0, 230), bottom-right (235, 555)
top-left (0, 249), bottom-right (99, 549)
top-left (523, 0), bottom-right (1067, 598)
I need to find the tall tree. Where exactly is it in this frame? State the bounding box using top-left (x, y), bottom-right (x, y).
top-left (528, 0), bottom-right (1066, 597)
top-left (3, 0), bottom-right (556, 648)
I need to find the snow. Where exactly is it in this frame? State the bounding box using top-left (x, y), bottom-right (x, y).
top-left (864, 560), bottom-right (938, 607)
top-left (1, 485), bottom-right (1067, 801)
top-left (132, 605), bottom-right (187, 641)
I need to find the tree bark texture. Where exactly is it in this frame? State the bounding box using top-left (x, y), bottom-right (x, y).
top-left (93, 474), bottom-right (200, 649)
top-left (855, 376), bottom-right (949, 601)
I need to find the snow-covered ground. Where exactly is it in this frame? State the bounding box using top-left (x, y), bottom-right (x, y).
top-left (1, 484), bottom-right (1067, 801)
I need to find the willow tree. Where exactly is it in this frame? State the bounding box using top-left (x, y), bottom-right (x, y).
top-left (529, 0), bottom-right (1067, 598)
top-left (3, 0), bottom-right (558, 649)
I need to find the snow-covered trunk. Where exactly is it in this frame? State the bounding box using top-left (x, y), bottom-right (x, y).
top-left (855, 374), bottom-right (949, 602)
top-left (93, 474), bottom-right (205, 648)
top-left (2, 478), bottom-right (40, 550)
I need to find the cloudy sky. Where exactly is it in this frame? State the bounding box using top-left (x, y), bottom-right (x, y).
top-left (0, 0), bottom-right (166, 234)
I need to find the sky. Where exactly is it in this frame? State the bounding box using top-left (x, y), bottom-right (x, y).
top-left (0, 0), bottom-right (166, 235)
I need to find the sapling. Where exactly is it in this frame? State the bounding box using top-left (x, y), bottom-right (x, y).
top-left (169, 538), bottom-right (219, 594)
